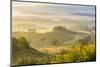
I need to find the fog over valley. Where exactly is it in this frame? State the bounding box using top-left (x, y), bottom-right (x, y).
top-left (12, 2), bottom-right (95, 34)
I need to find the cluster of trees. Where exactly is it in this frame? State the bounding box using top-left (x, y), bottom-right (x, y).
top-left (53, 26), bottom-right (67, 32)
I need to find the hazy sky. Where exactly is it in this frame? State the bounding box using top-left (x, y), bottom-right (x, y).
top-left (12, 1), bottom-right (95, 33)
top-left (13, 2), bottom-right (95, 17)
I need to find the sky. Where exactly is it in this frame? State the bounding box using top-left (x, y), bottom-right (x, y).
top-left (12, 1), bottom-right (95, 33)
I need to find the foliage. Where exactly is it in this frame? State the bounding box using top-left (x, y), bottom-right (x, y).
top-left (53, 26), bottom-right (67, 32)
top-left (12, 37), bottom-right (53, 66)
top-left (51, 43), bottom-right (96, 63)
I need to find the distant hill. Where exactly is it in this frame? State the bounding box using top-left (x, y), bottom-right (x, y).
top-left (12, 26), bottom-right (91, 48)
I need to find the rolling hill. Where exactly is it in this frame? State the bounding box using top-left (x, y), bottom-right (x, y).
top-left (12, 26), bottom-right (92, 48)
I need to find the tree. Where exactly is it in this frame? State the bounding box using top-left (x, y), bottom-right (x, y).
top-left (53, 26), bottom-right (67, 32)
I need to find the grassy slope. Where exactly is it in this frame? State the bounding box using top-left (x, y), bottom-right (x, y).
top-left (12, 29), bottom-right (88, 48)
top-left (12, 31), bottom-right (95, 66)
top-left (12, 37), bottom-right (53, 66)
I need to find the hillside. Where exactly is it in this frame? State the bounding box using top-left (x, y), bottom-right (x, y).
top-left (12, 37), bottom-right (53, 66)
top-left (12, 26), bottom-right (91, 48)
